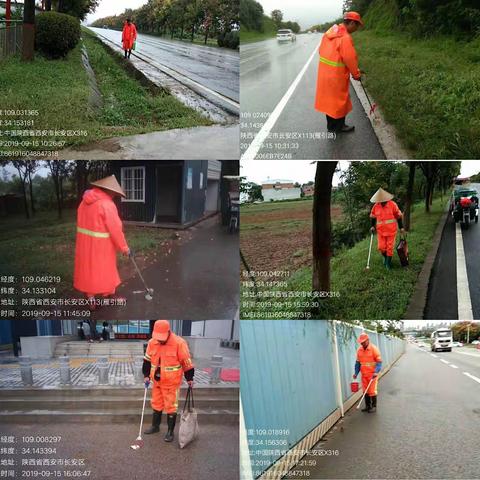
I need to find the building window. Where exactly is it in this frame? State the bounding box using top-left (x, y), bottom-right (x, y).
top-left (121, 166), bottom-right (145, 203)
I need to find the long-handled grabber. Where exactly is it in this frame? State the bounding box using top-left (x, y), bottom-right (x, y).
top-left (129, 253), bottom-right (154, 301)
top-left (356, 376), bottom-right (376, 410)
top-left (366, 233), bottom-right (374, 270)
top-left (130, 384), bottom-right (148, 450)
top-left (360, 78), bottom-right (377, 117)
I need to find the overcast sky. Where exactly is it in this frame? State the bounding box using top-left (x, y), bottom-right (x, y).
top-left (241, 161), bottom-right (480, 186)
top-left (85, 0), bottom-right (147, 24)
top-left (258, 0), bottom-right (343, 30)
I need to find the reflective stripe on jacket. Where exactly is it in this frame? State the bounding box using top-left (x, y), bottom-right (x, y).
top-left (370, 200), bottom-right (402, 236)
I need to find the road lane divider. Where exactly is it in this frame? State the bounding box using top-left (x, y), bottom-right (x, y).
top-left (449, 364), bottom-right (459, 369)
top-left (463, 372), bottom-right (480, 384)
top-left (456, 223), bottom-right (474, 320)
top-left (431, 354), bottom-right (438, 358)
top-left (440, 359), bottom-right (450, 365)
top-left (241, 41), bottom-right (321, 160)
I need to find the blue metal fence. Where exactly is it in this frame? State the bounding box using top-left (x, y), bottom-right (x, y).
top-left (241, 320), bottom-right (406, 478)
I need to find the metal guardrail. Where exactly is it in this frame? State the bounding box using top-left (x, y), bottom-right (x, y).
top-left (0, 20), bottom-right (23, 60)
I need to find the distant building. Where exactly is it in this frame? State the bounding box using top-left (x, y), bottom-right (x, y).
top-left (301, 184), bottom-right (314, 197)
top-left (261, 179), bottom-right (301, 202)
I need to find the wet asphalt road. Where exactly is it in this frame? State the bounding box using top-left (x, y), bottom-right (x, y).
top-left (425, 184), bottom-right (480, 319)
top-left (88, 27), bottom-right (240, 103)
top-left (288, 343), bottom-right (480, 479)
top-left (240, 33), bottom-right (385, 160)
top-left (97, 217), bottom-right (239, 321)
top-left (0, 423), bottom-right (238, 480)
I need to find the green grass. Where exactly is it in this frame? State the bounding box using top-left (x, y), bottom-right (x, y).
top-left (355, 30), bottom-right (480, 158)
top-left (0, 31), bottom-right (210, 155)
top-left (0, 209), bottom-right (172, 296)
top-left (241, 197), bottom-right (446, 320)
top-left (241, 16), bottom-right (277, 44)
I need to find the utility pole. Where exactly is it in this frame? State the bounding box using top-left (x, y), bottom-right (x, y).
top-left (5, 0), bottom-right (11, 27)
top-left (467, 323), bottom-right (470, 344)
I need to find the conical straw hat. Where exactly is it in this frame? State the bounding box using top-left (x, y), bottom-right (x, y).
top-left (90, 175), bottom-right (126, 198)
top-left (370, 187), bottom-right (393, 203)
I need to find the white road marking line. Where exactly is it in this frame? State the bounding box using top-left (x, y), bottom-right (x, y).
top-left (456, 223), bottom-right (474, 320)
top-left (449, 364), bottom-right (459, 369)
top-left (241, 41), bottom-right (321, 160)
top-left (431, 354), bottom-right (438, 358)
top-left (440, 359), bottom-right (450, 365)
top-left (463, 372), bottom-right (480, 384)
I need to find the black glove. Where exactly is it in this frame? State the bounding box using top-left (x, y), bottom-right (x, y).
top-left (184, 368), bottom-right (195, 382)
top-left (142, 359), bottom-right (151, 378)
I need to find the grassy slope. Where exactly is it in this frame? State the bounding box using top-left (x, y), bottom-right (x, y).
top-left (0, 210), bottom-right (171, 296)
top-left (355, 0), bottom-right (480, 159)
top-left (241, 197), bottom-right (446, 320)
top-left (241, 15), bottom-right (277, 44)
top-left (0, 31), bottom-right (209, 154)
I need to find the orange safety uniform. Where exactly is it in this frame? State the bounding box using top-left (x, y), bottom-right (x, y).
top-left (356, 342), bottom-right (382, 396)
top-left (314, 23), bottom-right (361, 119)
top-left (144, 333), bottom-right (194, 414)
top-left (122, 22), bottom-right (137, 51)
top-left (73, 187), bottom-right (129, 296)
top-left (370, 200), bottom-right (402, 257)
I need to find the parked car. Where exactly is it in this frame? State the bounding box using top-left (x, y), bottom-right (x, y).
top-left (471, 340), bottom-right (480, 345)
top-left (452, 342), bottom-right (463, 347)
top-left (277, 29), bottom-right (296, 42)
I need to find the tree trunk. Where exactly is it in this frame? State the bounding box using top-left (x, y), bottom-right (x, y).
top-left (191, 24), bottom-right (195, 42)
top-left (204, 26), bottom-right (209, 45)
top-left (27, 168), bottom-right (35, 215)
top-left (312, 162), bottom-right (338, 297)
top-left (53, 177), bottom-right (62, 219)
top-left (45, 0), bottom-right (51, 10)
top-left (403, 162), bottom-right (416, 231)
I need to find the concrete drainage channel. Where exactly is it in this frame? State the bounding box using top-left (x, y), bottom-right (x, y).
top-left (0, 386), bottom-right (239, 425)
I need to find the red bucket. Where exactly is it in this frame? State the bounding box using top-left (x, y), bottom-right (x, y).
top-left (350, 381), bottom-right (359, 393)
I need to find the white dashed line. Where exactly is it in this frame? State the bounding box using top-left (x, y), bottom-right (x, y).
top-left (440, 359), bottom-right (450, 365)
top-left (456, 223), bottom-right (474, 319)
top-left (431, 354), bottom-right (438, 358)
top-left (449, 364), bottom-right (459, 369)
top-left (463, 372), bottom-right (480, 384)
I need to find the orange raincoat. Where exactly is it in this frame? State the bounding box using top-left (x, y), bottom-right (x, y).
top-left (357, 343), bottom-right (382, 396)
top-left (73, 187), bottom-right (129, 296)
top-left (145, 333), bottom-right (194, 414)
top-left (370, 200), bottom-right (402, 257)
top-left (314, 24), bottom-right (361, 119)
top-left (122, 22), bottom-right (137, 50)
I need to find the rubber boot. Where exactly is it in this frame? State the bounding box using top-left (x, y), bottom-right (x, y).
top-left (382, 253), bottom-right (387, 266)
top-left (370, 395), bottom-right (377, 412)
top-left (164, 413), bottom-right (177, 442)
top-left (361, 394), bottom-right (371, 412)
top-left (124, 50), bottom-right (127, 59)
top-left (144, 410), bottom-right (162, 434)
top-left (386, 256), bottom-right (393, 270)
top-left (340, 124), bottom-right (355, 133)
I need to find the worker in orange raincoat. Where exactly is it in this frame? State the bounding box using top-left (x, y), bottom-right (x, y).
top-left (143, 320), bottom-right (195, 442)
top-left (73, 175), bottom-right (130, 308)
top-left (353, 333), bottom-right (382, 413)
top-left (122, 18), bottom-right (137, 59)
top-left (314, 11), bottom-right (363, 133)
top-left (370, 187), bottom-right (405, 270)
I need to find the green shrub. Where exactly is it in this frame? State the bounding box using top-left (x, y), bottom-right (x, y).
top-left (35, 11), bottom-right (81, 59)
top-left (218, 30), bottom-right (239, 49)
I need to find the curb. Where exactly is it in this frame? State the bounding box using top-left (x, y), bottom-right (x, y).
top-left (350, 79), bottom-right (411, 160)
top-left (404, 204), bottom-right (450, 320)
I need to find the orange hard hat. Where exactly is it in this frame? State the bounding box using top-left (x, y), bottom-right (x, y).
top-left (152, 320), bottom-right (171, 341)
top-left (357, 333), bottom-right (369, 343)
top-left (344, 11), bottom-right (364, 26)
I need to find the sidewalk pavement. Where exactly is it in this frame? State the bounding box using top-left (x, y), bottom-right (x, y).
top-left (0, 423), bottom-right (238, 480)
top-left (57, 125), bottom-right (240, 160)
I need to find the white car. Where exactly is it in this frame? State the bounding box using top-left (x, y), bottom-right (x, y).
top-left (472, 340), bottom-right (480, 345)
top-left (277, 29), bottom-right (296, 43)
top-left (452, 342), bottom-right (463, 347)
